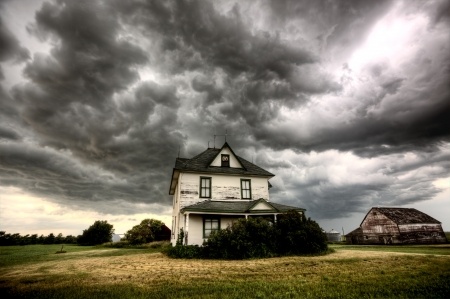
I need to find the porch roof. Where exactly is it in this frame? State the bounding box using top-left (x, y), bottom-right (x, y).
top-left (181, 198), bottom-right (305, 214)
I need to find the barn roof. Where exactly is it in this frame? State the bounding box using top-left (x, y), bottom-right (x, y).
top-left (372, 207), bottom-right (441, 225)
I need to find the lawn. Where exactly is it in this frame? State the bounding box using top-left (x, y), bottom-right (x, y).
top-left (1, 244), bottom-right (449, 298)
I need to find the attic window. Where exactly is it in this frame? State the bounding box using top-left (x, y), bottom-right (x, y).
top-left (221, 154), bottom-right (230, 167)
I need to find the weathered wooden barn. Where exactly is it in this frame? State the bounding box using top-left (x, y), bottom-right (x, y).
top-left (346, 207), bottom-right (447, 245)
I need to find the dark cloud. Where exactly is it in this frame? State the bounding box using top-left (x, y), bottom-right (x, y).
top-left (1, 0), bottom-right (449, 226)
top-left (0, 16), bottom-right (30, 65)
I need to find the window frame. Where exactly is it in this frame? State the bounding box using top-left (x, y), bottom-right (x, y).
top-left (241, 179), bottom-right (252, 199)
top-left (221, 154), bottom-right (230, 167)
top-left (199, 176), bottom-right (212, 198)
top-left (203, 217), bottom-right (220, 238)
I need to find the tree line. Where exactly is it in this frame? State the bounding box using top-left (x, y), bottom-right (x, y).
top-left (0, 231), bottom-right (78, 246)
top-left (0, 219), bottom-right (170, 246)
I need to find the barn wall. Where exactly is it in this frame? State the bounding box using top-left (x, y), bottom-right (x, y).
top-left (361, 211), bottom-right (399, 234)
top-left (357, 210), bottom-right (399, 244)
top-left (398, 224), bottom-right (447, 244)
top-left (347, 209), bottom-right (448, 245)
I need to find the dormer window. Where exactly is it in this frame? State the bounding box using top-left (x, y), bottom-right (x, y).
top-left (221, 154), bottom-right (230, 167)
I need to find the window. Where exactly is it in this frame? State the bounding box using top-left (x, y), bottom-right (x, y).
top-left (203, 217), bottom-right (220, 238)
top-left (221, 154), bottom-right (230, 167)
top-left (241, 179), bottom-right (251, 199)
top-left (200, 177), bottom-right (211, 198)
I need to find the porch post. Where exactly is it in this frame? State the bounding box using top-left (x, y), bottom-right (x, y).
top-left (185, 213), bottom-right (190, 245)
top-left (274, 214), bottom-right (277, 223)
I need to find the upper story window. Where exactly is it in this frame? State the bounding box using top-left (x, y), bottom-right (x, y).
top-left (221, 154), bottom-right (230, 167)
top-left (241, 179), bottom-right (251, 199)
top-left (200, 177), bottom-right (211, 198)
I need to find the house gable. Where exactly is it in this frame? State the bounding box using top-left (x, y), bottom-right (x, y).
top-left (250, 200), bottom-right (275, 211)
top-left (209, 143), bottom-right (244, 169)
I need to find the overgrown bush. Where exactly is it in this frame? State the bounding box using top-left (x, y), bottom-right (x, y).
top-left (168, 211), bottom-right (328, 259)
top-left (166, 244), bottom-right (203, 259)
top-left (203, 217), bottom-right (276, 259)
top-left (275, 211), bottom-right (328, 255)
top-left (104, 240), bottom-right (171, 249)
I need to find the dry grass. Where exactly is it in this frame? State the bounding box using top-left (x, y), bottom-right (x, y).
top-left (1, 246), bottom-right (449, 298)
top-left (1, 249), bottom-right (446, 286)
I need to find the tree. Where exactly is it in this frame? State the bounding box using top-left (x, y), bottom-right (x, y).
top-left (275, 210), bottom-right (328, 255)
top-left (77, 220), bottom-right (114, 246)
top-left (124, 219), bottom-right (166, 245)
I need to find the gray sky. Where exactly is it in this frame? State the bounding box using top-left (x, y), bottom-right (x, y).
top-left (1, 0), bottom-right (449, 236)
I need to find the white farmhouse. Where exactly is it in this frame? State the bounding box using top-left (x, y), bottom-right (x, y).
top-left (169, 142), bottom-right (305, 246)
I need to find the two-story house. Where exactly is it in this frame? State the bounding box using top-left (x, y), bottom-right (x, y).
top-left (169, 142), bottom-right (305, 246)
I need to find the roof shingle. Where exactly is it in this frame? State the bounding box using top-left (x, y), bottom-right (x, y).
top-left (374, 207), bottom-right (441, 224)
top-left (174, 147), bottom-right (274, 177)
top-left (182, 199), bottom-right (305, 214)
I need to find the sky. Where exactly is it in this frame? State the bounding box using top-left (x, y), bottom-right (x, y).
top-left (1, 0), bottom-right (449, 237)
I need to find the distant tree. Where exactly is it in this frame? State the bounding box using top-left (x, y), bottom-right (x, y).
top-left (64, 235), bottom-right (77, 244)
top-left (55, 233), bottom-right (64, 244)
top-left (29, 234), bottom-right (38, 245)
top-left (77, 220), bottom-right (114, 246)
top-left (44, 233), bottom-right (56, 244)
top-left (124, 219), bottom-right (166, 245)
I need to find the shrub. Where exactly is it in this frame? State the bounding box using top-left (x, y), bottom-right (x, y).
top-left (166, 244), bottom-right (203, 259)
top-left (275, 211), bottom-right (328, 255)
top-left (203, 217), bottom-right (277, 259)
top-left (166, 211), bottom-right (328, 259)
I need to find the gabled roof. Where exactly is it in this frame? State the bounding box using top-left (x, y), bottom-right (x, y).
top-left (170, 142), bottom-right (274, 195)
top-left (175, 142), bottom-right (274, 177)
top-left (181, 198), bottom-right (305, 214)
top-left (367, 207), bottom-right (441, 225)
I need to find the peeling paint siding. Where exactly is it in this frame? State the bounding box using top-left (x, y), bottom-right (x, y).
top-left (179, 173), bottom-right (269, 202)
top-left (252, 185), bottom-right (269, 200)
top-left (398, 223), bottom-right (442, 232)
top-left (213, 186), bottom-right (240, 199)
top-left (361, 212), bottom-right (398, 234)
top-left (349, 209), bottom-right (447, 245)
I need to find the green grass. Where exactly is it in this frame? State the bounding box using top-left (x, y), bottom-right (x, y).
top-left (1, 244), bottom-right (449, 298)
top-left (330, 244), bottom-right (450, 255)
top-left (0, 244), bottom-right (162, 268)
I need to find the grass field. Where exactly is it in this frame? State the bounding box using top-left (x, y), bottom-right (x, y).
top-left (1, 243), bottom-right (449, 298)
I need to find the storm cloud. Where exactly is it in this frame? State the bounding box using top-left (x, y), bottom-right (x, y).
top-left (1, 0), bottom-right (449, 232)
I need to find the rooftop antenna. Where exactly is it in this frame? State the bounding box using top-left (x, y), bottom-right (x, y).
top-left (214, 129), bottom-right (232, 148)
